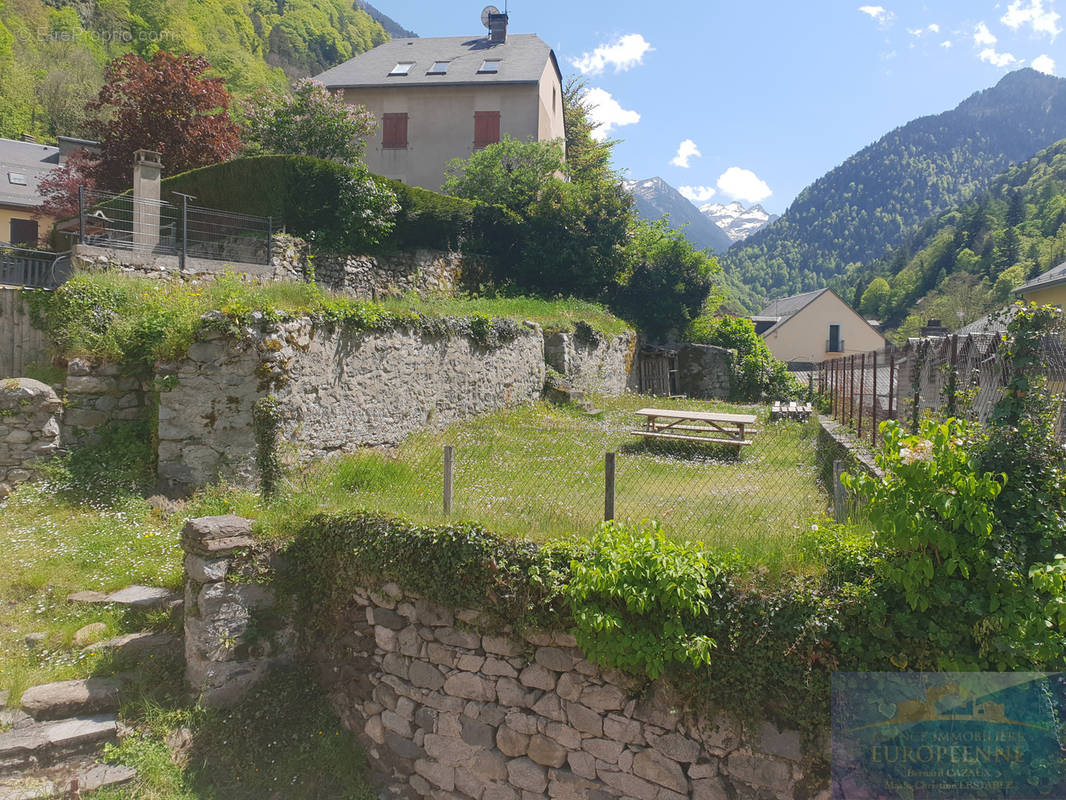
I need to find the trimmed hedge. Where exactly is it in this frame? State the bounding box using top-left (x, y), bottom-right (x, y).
top-left (160, 155), bottom-right (520, 255)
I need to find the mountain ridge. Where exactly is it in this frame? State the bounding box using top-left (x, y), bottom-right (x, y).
top-left (623, 177), bottom-right (734, 254)
top-left (721, 68), bottom-right (1066, 306)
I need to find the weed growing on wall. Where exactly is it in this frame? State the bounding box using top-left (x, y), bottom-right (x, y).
top-left (252, 396), bottom-right (283, 497)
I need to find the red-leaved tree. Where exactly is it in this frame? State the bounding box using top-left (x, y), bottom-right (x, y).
top-left (35, 149), bottom-right (98, 220)
top-left (88, 51), bottom-right (240, 191)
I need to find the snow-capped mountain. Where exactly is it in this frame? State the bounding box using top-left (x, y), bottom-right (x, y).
top-left (699, 201), bottom-right (779, 243)
top-left (622, 177), bottom-right (733, 253)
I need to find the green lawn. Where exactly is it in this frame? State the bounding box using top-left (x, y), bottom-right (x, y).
top-left (230, 394), bottom-right (830, 571)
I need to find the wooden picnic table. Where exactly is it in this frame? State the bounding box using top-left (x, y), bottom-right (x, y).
top-left (631, 407), bottom-right (758, 448)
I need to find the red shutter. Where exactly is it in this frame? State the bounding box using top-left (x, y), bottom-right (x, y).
top-left (474, 111), bottom-right (500, 148)
top-left (382, 113), bottom-right (408, 149)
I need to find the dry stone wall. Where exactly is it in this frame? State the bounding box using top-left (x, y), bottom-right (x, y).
top-left (62, 358), bottom-right (151, 445)
top-left (544, 331), bottom-right (639, 395)
top-left (0, 378), bottom-right (62, 497)
top-left (271, 235), bottom-right (464, 299)
top-left (157, 320), bottom-right (547, 493)
top-left (178, 515), bottom-right (826, 799)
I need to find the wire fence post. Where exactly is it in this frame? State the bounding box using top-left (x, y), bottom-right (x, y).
top-left (946, 334), bottom-right (959, 417)
top-left (871, 350), bottom-right (879, 447)
top-left (858, 352), bottom-right (866, 438)
top-left (604, 451), bottom-right (616, 522)
top-left (848, 355), bottom-right (855, 426)
top-left (888, 354), bottom-right (896, 423)
top-left (267, 216), bottom-right (274, 266)
top-left (443, 445), bottom-right (453, 515)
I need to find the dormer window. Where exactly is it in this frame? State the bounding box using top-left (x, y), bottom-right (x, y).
top-left (478, 60), bottom-right (501, 74)
top-left (8, 172), bottom-right (26, 185)
top-left (427, 61), bottom-right (450, 75)
top-left (389, 62), bottom-right (414, 76)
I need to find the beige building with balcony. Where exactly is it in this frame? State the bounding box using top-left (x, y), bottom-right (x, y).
top-left (753, 288), bottom-right (887, 366)
top-left (313, 13), bottom-right (565, 191)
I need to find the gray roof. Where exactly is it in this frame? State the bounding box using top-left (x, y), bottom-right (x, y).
top-left (314, 33), bottom-right (558, 89)
top-left (757, 289), bottom-right (827, 320)
top-left (0, 138), bottom-right (59, 209)
top-left (1015, 260), bottom-right (1066, 295)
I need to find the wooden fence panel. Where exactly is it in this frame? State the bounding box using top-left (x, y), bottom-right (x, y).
top-left (0, 288), bottom-right (50, 377)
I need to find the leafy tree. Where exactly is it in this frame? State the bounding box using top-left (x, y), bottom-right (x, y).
top-left (240, 79), bottom-right (375, 163)
top-left (36, 149), bottom-right (98, 220)
top-left (611, 221), bottom-right (718, 340)
top-left (441, 136), bottom-right (565, 215)
top-left (859, 277), bottom-right (890, 318)
top-left (88, 51), bottom-right (240, 190)
top-left (562, 76), bottom-right (616, 185)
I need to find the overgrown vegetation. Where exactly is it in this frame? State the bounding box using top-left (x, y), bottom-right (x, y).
top-left (24, 272), bottom-right (621, 375)
top-left (685, 314), bottom-right (802, 400)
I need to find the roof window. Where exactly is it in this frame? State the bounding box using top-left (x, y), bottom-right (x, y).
top-left (427, 61), bottom-right (450, 75)
top-left (478, 60), bottom-right (501, 74)
top-left (389, 62), bottom-right (414, 76)
top-left (7, 172), bottom-right (26, 185)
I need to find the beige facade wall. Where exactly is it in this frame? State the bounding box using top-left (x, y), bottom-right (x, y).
top-left (0, 205), bottom-right (54, 248)
top-left (344, 70), bottom-right (563, 191)
top-left (1019, 284), bottom-right (1066, 308)
top-left (762, 291), bottom-right (886, 363)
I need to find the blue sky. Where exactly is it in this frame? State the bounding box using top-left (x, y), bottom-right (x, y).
top-left (374, 1), bottom-right (1066, 214)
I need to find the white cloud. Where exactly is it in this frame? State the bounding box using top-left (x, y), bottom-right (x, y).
top-left (858, 5), bottom-right (893, 24)
top-left (670, 139), bottom-right (702, 168)
top-left (716, 167), bottom-right (772, 203)
top-left (1033, 53), bottom-right (1057, 73)
top-left (980, 47), bottom-right (1020, 67)
top-left (1002, 0), bottom-right (1062, 39)
top-left (679, 186), bottom-right (717, 203)
top-left (908, 23), bottom-right (941, 36)
top-left (973, 21), bottom-right (998, 46)
top-left (571, 34), bottom-right (653, 76)
top-left (583, 88), bottom-right (640, 140)
top-left (941, 40), bottom-right (953, 48)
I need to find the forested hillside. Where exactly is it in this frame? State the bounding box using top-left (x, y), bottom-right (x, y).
top-left (722, 69), bottom-right (1066, 304)
top-left (839, 137), bottom-right (1066, 341)
top-left (0, 0), bottom-right (390, 141)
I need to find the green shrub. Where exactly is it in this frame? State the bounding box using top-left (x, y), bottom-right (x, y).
top-left (685, 314), bottom-right (801, 401)
top-left (567, 521), bottom-right (717, 679)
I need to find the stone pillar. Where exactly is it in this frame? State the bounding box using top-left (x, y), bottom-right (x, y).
top-left (132, 149), bottom-right (162, 251)
top-left (0, 378), bottom-right (62, 498)
top-left (182, 515), bottom-right (290, 707)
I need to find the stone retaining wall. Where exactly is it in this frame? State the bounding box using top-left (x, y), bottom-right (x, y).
top-left (271, 235), bottom-right (464, 299)
top-left (157, 320), bottom-right (547, 493)
top-left (178, 515), bottom-right (826, 800)
top-left (544, 330), bottom-right (639, 395)
top-left (62, 359), bottom-right (151, 445)
top-left (0, 378), bottom-right (62, 498)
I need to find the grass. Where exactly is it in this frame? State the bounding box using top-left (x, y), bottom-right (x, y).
top-left (377, 292), bottom-right (633, 335)
top-left (27, 271), bottom-right (631, 370)
top-left (207, 394), bottom-right (830, 573)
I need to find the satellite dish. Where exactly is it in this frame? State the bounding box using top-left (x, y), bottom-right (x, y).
top-left (481, 5), bottom-right (501, 28)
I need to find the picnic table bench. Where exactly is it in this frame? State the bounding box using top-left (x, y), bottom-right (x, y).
top-left (631, 408), bottom-right (758, 449)
top-left (770, 401), bottom-right (813, 422)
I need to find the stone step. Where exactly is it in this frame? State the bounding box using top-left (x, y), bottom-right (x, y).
top-left (82, 632), bottom-right (181, 660)
top-left (19, 680), bottom-right (120, 722)
top-left (0, 716), bottom-right (118, 776)
top-left (0, 758), bottom-right (136, 800)
top-left (67, 585), bottom-right (180, 610)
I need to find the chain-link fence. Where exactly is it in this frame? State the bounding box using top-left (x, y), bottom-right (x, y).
top-left (818, 332), bottom-right (1066, 442)
top-left (287, 397), bottom-right (831, 553)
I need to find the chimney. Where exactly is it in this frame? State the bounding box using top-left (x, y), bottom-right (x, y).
top-left (487, 11), bottom-right (508, 43)
top-left (132, 149), bottom-right (163, 252)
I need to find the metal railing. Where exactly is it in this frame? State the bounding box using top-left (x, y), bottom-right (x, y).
top-left (0, 244), bottom-right (71, 289)
top-left (78, 187), bottom-right (274, 266)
